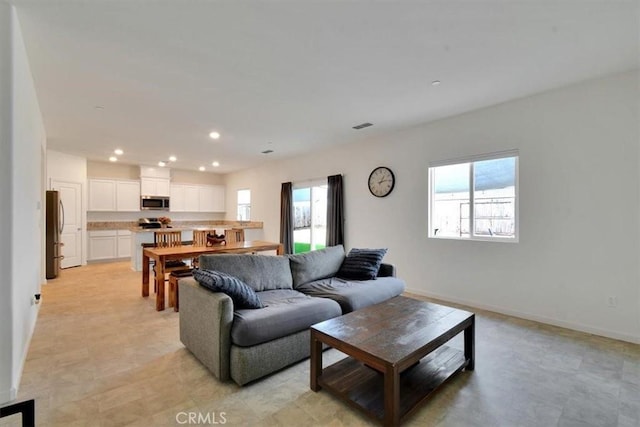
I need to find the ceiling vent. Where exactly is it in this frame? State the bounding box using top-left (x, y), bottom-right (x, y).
top-left (352, 122), bottom-right (373, 130)
top-left (261, 149), bottom-right (274, 154)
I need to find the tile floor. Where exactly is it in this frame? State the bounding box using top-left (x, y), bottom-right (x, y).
top-left (2, 261), bottom-right (639, 426)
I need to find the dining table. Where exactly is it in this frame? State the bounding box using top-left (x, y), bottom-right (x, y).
top-left (142, 240), bottom-right (284, 311)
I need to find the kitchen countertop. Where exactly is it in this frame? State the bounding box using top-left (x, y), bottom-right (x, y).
top-left (88, 220), bottom-right (263, 232)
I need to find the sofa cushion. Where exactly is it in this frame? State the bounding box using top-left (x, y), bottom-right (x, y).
top-left (198, 254), bottom-right (293, 291)
top-left (337, 248), bottom-right (388, 280)
top-left (288, 245), bottom-right (345, 288)
top-left (193, 269), bottom-right (264, 309)
top-left (231, 289), bottom-right (342, 347)
top-left (296, 276), bottom-right (405, 313)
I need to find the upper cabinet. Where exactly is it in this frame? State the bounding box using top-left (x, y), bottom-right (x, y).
top-left (140, 166), bottom-right (170, 197)
top-left (88, 179), bottom-right (116, 211)
top-left (199, 185), bottom-right (225, 212)
top-left (140, 177), bottom-right (170, 197)
top-left (116, 180), bottom-right (141, 211)
top-left (170, 184), bottom-right (224, 212)
top-left (89, 178), bottom-right (140, 211)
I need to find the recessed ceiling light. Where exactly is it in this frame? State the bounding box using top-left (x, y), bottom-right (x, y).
top-left (95, 106), bottom-right (104, 110)
top-left (169, 156), bottom-right (177, 162)
top-left (158, 161), bottom-right (166, 167)
top-left (198, 166), bottom-right (205, 172)
top-left (212, 161), bottom-right (220, 167)
top-left (109, 156), bottom-right (117, 162)
top-left (114, 149), bottom-right (123, 155)
top-left (209, 131), bottom-right (220, 140)
top-left (431, 80), bottom-right (441, 86)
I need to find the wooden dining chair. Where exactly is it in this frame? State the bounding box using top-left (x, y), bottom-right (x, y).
top-left (225, 228), bottom-right (245, 244)
top-left (154, 230), bottom-right (183, 248)
top-left (192, 229), bottom-right (221, 246)
top-left (152, 230), bottom-right (191, 293)
top-left (191, 229), bottom-right (218, 267)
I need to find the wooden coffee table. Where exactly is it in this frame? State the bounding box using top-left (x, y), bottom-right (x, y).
top-left (310, 296), bottom-right (474, 426)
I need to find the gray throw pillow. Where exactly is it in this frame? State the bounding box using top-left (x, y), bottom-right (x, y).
top-left (288, 245), bottom-right (345, 287)
top-left (193, 269), bottom-right (264, 309)
top-left (337, 248), bottom-right (388, 280)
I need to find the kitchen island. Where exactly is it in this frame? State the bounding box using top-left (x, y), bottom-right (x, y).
top-left (128, 222), bottom-right (263, 271)
top-left (86, 220), bottom-right (263, 269)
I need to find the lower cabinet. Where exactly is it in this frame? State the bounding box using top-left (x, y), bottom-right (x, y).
top-left (88, 230), bottom-right (132, 261)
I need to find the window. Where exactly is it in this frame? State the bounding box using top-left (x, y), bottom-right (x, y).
top-left (237, 189), bottom-right (251, 221)
top-left (428, 151), bottom-right (518, 241)
top-left (293, 182), bottom-right (327, 253)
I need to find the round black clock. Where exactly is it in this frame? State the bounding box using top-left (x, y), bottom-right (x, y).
top-left (368, 166), bottom-right (395, 197)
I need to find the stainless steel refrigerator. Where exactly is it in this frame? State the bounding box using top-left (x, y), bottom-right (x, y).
top-left (46, 190), bottom-right (65, 279)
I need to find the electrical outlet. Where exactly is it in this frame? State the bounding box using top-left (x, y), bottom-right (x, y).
top-left (607, 295), bottom-right (618, 308)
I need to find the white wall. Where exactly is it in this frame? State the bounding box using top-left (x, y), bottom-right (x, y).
top-left (0, 5), bottom-right (46, 404)
top-left (47, 150), bottom-right (87, 185)
top-left (225, 71), bottom-right (640, 343)
top-left (0, 1), bottom-right (14, 405)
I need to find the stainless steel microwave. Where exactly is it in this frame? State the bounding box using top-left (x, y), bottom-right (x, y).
top-left (141, 196), bottom-right (170, 211)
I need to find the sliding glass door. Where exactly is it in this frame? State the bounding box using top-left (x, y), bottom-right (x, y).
top-left (293, 183), bottom-right (327, 253)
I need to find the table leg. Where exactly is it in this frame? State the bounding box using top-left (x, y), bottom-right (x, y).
top-left (310, 331), bottom-right (323, 392)
top-left (383, 365), bottom-right (400, 427)
top-left (464, 315), bottom-right (475, 370)
top-left (142, 253), bottom-right (150, 297)
top-left (155, 257), bottom-right (165, 311)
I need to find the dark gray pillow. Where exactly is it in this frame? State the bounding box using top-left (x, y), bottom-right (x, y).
top-left (193, 269), bottom-right (264, 309)
top-left (337, 248), bottom-right (388, 280)
top-left (288, 245), bottom-right (345, 287)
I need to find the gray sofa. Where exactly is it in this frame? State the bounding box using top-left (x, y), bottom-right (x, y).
top-left (178, 245), bottom-right (405, 386)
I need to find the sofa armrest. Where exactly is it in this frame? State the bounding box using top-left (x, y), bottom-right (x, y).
top-left (179, 277), bottom-right (234, 381)
top-left (378, 263), bottom-right (396, 277)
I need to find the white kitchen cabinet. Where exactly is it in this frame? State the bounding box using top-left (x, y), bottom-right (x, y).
top-left (89, 230), bottom-right (132, 261)
top-left (199, 185), bottom-right (225, 212)
top-left (184, 185), bottom-right (200, 212)
top-left (170, 184), bottom-right (186, 212)
top-left (116, 180), bottom-right (140, 211)
top-left (89, 178), bottom-right (141, 211)
top-left (140, 166), bottom-right (171, 179)
top-left (170, 183), bottom-right (225, 212)
top-left (88, 179), bottom-right (116, 211)
top-left (117, 230), bottom-right (132, 258)
top-left (140, 167), bottom-right (170, 197)
top-left (140, 177), bottom-right (170, 197)
top-left (88, 230), bottom-right (117, 260)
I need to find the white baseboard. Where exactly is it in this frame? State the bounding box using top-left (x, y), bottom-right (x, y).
top-left (11, 302), bottom-right (40, 401)
top-left (405, 287), bottom-right (640, 345)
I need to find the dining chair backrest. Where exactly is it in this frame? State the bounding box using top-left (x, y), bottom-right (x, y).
top-left (225, 228), bottom-right (245, 244)
top-left (154, 230), bottom-right (183, 248)
top-left (192, 229), bottom-right (218, 247)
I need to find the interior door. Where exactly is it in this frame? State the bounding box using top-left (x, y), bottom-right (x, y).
top-left (51, 180), bottom-right (82, 268)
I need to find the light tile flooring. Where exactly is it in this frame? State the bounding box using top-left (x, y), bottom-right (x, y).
top-left (3, 261), bottom-right (640, 426)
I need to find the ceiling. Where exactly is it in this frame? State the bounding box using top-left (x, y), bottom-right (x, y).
top-left (12, 0), bottom-right (639, 174)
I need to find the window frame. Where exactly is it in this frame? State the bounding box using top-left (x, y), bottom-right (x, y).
top-left (236, 189), bottom-right (251, 221)
top-left (428, 150), bottom-right (519, 243)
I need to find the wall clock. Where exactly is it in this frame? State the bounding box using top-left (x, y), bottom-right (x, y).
top-left (368, 166), bottom-right (395, 197)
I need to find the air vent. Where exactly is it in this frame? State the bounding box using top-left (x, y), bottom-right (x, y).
top-left (352, 122), bottom-right (373, 130)
top-left (261, 149), bottom-right (274, 154)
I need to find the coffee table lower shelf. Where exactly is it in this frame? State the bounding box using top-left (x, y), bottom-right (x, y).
top-left (317, 345), bottom-right (468, 424)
